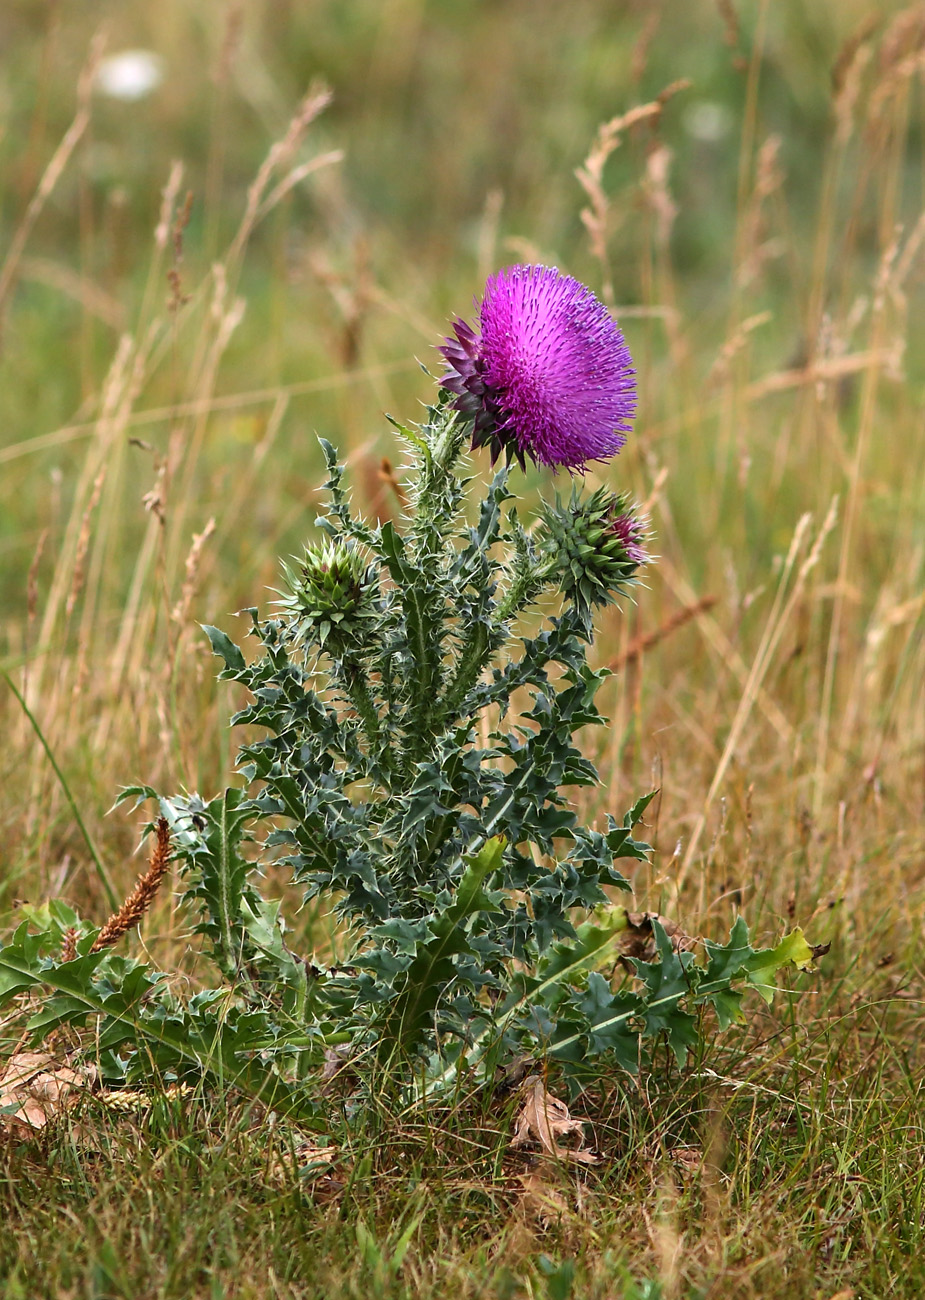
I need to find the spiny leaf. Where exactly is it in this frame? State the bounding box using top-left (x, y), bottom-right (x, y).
top-left (202, 624), bottom-right (246, 674)
top-left (377, 837), bottom-right (505, 1057)
top-left (745, 927), bottom-right (815, 1004)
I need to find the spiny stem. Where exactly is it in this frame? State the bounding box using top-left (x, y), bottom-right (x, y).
top-left (441, 621), bottom-right (493, 723)
top-left (341, 658), bottom-right (385, 756)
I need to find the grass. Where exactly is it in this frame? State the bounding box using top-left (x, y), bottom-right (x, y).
top-left (2, 1), bottom-right (925, 1296)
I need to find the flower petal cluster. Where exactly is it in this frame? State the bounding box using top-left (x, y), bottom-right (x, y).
top-left (440, 264), bottom-right (636, 471)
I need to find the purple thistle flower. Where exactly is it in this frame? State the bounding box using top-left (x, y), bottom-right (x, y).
top-left (440, 264), bottom-right (636, 471)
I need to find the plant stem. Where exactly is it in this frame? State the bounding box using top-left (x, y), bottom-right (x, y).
top-left (441, 621), bottom-right (493, 723)
top-left (341, 657), bottom-right (385, 756)
top-left (3, 670), bottom-right (119, 910)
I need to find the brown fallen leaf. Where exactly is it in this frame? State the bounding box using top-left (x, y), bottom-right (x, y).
top-left (516, 1170), bottom-right (571, 1229)
top-left (0, 1050), bottom-right (97, 1133)
top-left (668, 1144), bottom-right (703, 1177)
top-left (618, 911), bottom-right (697, 965)
top-left (510, 1076), bottom-right (600, 1165)
top-left (320, 1044), bottom-right (356, 1093)
top-left (265, 1138), bottom-right (338, 1189)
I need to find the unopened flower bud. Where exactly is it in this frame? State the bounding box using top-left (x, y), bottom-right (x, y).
top-left (280, 540), bottom-right (377, 654)
top-left (541, 486), bottom-right (648, 621)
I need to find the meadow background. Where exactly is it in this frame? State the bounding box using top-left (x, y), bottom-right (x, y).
top-left (1, 1), bottom-right (924, 1297)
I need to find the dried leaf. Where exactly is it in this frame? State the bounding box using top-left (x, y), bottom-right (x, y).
top-left (321, 1044), bottom-right (354, 1083)
top-left (510, 1076), bottom-right (599, 1165)
top-left (265, 1138), bottom-right (338, 1189)
top-left (618, 911), bottom-right (697, 965)
top-left (0, 1051), bottom-right (96, 1133)
top-left (516, 1170), bottom-right (571, 1229)
top-left (668, 1145), bottom-right (703, 1177)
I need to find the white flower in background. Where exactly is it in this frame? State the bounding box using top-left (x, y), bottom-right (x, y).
top-left (95, 50), bottom-right (164, 102)
top-left (682, 101), bottom-right (734, 144)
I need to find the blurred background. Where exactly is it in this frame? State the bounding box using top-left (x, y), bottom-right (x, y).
top-left (1, 1), bottom-right (923, 960)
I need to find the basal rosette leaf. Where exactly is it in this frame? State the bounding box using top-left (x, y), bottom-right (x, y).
top-left (0, 919), bottom-right (322, 1124)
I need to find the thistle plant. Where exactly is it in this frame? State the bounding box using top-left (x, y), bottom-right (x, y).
top-left (0, 266), bottom-right (818, 1118)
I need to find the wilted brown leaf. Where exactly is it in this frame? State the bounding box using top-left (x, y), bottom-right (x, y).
top-left (516, 1170), bottom-right (571, 1229)
top-left (510, 1076), bottom-right (600, 1165)
top-left (0, 1051), bottom-right (96, 1133)
top-left (618, 911), bottom-right (697, 965)
top-left (320, 1044), bottom-right (356, 1093)
top-left (265, 1137), bottom-right (338, 1188)
top-left (668, 1145), bottom-right (704, 1177)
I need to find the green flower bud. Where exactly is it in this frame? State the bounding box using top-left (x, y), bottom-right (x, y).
top-left (540, 485), bottom-right (648, 622)
top-left (280, 540), bottom-right (377, 654)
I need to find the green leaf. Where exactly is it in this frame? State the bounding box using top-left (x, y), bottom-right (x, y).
top-left (569, 972), bottom-right (642, 1073)
top-left (745, 927), bottom-right (815, 1004)
top-left (202, 624), bottom-right (246, 673)
top-left (696, 919), bottom-right (816, 1021)
top-left (378, 837), bottom-right (504, 1057)
top-left (606, 790), bottom-right (657, 861)
top-left (634, 920), bottom-right (699, 1065)
top-left (0, 934), bottom-right (321, 1125)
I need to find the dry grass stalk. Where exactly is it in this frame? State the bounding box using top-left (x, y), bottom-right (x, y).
top-left (171, 517), bottom-right (217, 626)
top-left (642, 144), bottom-right (678, 253)
top-left (64, 468), bottom-right (106, 623)
top-left (215, 3), bottom-right (244, 87)
top-left (576, 80), bottom-right (689, 299)
top-left (870, 46), bottom-right (925, 124)
top-left (0, 358), bottom-right (414, 471)
top-left (0, 32), bottom-right (105, 334)
top-left (25, 527), bottom-right (48, 629)
top-left (19, 257), bottom-right (126, 330)
top-left (679, 499), bottom-right (839, 885)
top-left (745, 346), bottom-right (903, 400)
top-left (715, 0), bottom-right (740, 53)
top-left (886, 208), bottom-right (925, 333)
top-left (256, 149), bottom-right (345, 228)
top-left (878, 3), bottom-right (925, 76)
top-left (309, 240), bottom-right (374, 367)
top-left (607, 596), bottom-right (718, 672)
top-left (379, 457), bottom-right (408, 510)
top-left (834, 24), bottom-right (875, 144)
top-left (154, 161), bottom-right (186, 252)
top-left (631, 10), bottom-right (661, 85)
top-left (200, 393), bottom-right (290, 588)
top-left (736, 135), bottom-right (785, 287)
top-left (90, 818), bottom-right (172, 953)
top-left (709, 311), bottom-right (772, 388)
top-left (167, 190), bottom-right (195, 313)
top-left (28, 331), bottom-right (134, 709)
top-left (228, 81), bottom-right (334, 267)
top-left (656, 552), bottom-right (793, 744)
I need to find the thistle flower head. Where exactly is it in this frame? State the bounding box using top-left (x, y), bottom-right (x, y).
top-left (440, 264), bottom-right (636, 471)
top-left (541, 486), bottom-right (648, 622)
top-left (280, 540), bottom-right (377, 654)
